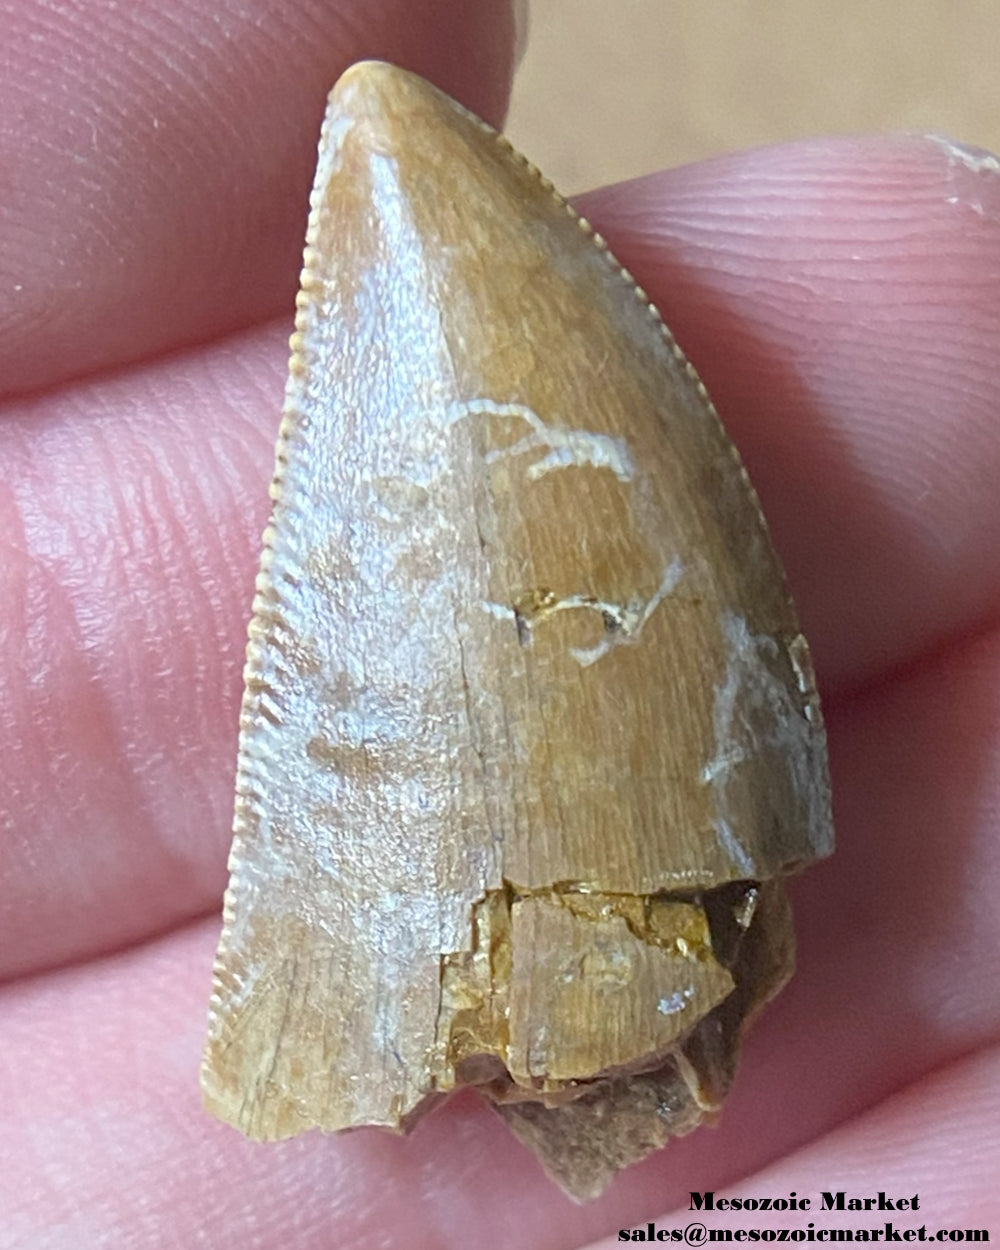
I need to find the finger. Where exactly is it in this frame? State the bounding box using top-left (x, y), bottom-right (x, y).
top-left (3, 602), bottom-right (999, 1221)
top-left (576, 133), bottom-right (1000, 696)
top-left (2, 920), bottom-right (997, 1247)
top-left (710, 621), bottom-right (1000, 1175)
top-left (5, 136), bottom-right (1000, 978)
top-left (0, 923), bottom-right (586, 1250)
top-left (0, 327), bottom-right (281, 981)
top-left (582, 1048), bottom-right (1000, 1249)
top-left (0, 0), bottom-right (517, 396)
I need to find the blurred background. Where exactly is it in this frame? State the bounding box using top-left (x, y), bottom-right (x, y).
top-left (506, 0), bottom-right (1000, 193)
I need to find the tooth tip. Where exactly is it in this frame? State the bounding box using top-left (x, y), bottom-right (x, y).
top-left (329, 59), bottom-right (445, 123)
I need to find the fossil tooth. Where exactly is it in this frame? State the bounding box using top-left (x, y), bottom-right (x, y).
top-left (201, 60), bottom-right (833, 1202)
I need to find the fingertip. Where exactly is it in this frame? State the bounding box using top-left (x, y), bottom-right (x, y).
top-left (0, 0), bottom-right (519, 396)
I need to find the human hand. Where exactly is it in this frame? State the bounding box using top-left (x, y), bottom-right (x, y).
top-left (2, 2), bottom-right (998, 1246)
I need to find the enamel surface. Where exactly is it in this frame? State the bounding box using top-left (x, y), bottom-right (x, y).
top-left (202, 61), bottom-right (833, 1200)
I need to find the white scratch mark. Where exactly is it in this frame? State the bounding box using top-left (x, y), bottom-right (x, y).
top-left (712, 818), bottom-right (755, 878)
top-left (701, 615), bottom-right (778, 787)
top-left (481, 600), bottom-right (517, 622)
top-left (702, 614), bottom-right (829, 870)
top-left (571, 558), bottom-right (684, 667)
top-left (445, 398), bottom-right (634, 483)
top-left (787, 633), bottom-right (818, 723)
top-left (657, 988), bottom-right (695, 1016)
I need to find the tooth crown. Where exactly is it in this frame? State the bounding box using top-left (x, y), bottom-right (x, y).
top-left (201, 60), bottom-right (833, 1202)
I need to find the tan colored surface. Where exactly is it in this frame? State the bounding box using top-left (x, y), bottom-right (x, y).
top-left (203, 63), bottom-right (832, 1200)
top-left (507, 0), bottom-right (1000, 193)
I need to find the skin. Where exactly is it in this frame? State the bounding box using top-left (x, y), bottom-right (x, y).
top-left (1, 2), bottom-right (998, 1247)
